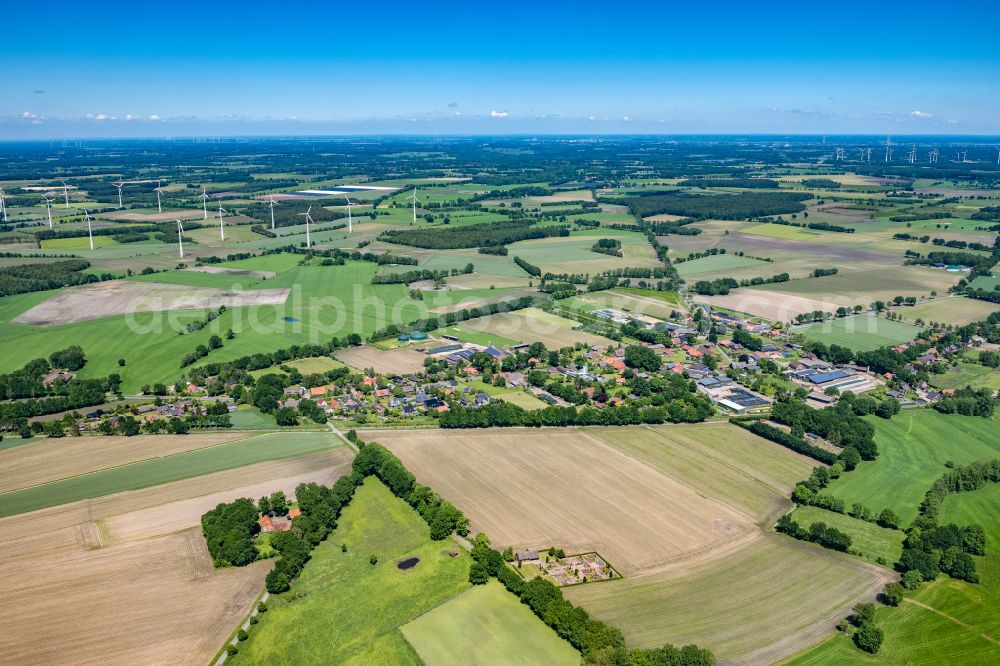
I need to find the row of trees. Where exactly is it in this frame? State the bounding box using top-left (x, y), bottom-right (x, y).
top-left (0, 259), bottom-right (99, 297)
top-left (441, 396), bottom-right (714, 429)
top-left (380, 220), bottom-right (568, 249)
top-left (733, 420), bottom-right (838, 464)
top-left (370, 263), bottom-right (473, 284)
top-left (776, 514), bottom-right (853, 552)
top-left (770, 398), bottom-right (878, 460)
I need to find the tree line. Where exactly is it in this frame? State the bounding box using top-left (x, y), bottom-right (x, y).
top-left (379, 220), bottom-right (569, 249)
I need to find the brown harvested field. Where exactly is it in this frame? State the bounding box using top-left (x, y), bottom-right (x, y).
top-left (564, 535), bottom-right (895, 665)
top-left (461, 307), bottom-right (615, 348)
top-left (696, 290), bottom-right (856, 321)
top-left (14, 280), bottom-right (290, 325)
top-left (902, 295), bottom-right (1000, 326)
top-left (0, 448), bottom-right (353, 665)
top-left (335, 344), bottom-right (427, 374)
top-left (374, 427), bottom-right (760, 576)
top-left (0, 432), bottom-right (249, 493)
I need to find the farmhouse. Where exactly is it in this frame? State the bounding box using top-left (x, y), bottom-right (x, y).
top-left (516, 550), bottom-right (540, 564)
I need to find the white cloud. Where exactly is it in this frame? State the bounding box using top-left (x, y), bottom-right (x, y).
top-left (93, 113), bottom-right (109, 121)
top-left (453, 111), bottom-right (461, 116)
top-left (622, 115), bottom-right (630, 122)
top-left (148, 114), bottom-right (161, 121)
top-left (20, 111), bottom-right (35, 119)
top-left (490, 110), bottom-right (508, 118)
top-left (588, 115), bottom-right (596, 121)
top-left (909, 110), bottom-right (933, 119)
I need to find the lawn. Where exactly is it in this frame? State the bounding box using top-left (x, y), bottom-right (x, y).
top-left (825, 411), bottom-right (1000, 527)
top-left (790, 505), bottom-right (905, 566)
top-left (0, 431), bottom-right (342, 517)
top-left (794, 314), bottom-right (923, 352)
top-left (494, 390), bottom-right (549, 410)
top-left (230, 478), bottom-right (472, 664)
top-left (401, 580), bottom-right (579, 665)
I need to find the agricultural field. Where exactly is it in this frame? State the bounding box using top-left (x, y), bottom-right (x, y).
top-left (229, 478), bottom-right (473, 664)
top-left (900, 297), bottom-right (1000, 326)
top-left (459, 307), bottom-right (615, 349)
top-left (786, 457), bottom-right (1000, 666)
top-left (401, 581), bottom-right (579, 665)
top-left (930, 361), bottom-right (1000, 391)
top-left (790, 505), bottom-right (905, 565)
top-left (334, 344), bottom-right (428, 374)
top-left (0, 431), bottom-right (345, 517)
top-left (792, 314), bottom-right (924, 351)
top-left (674, 253), bottom-right (767, 276)
top-left (824, 411), bottom-right (1000, 525)
top-left (374, 424), bottom-right (886, 663)
top-left (0, 440), bottom-right (353, 665)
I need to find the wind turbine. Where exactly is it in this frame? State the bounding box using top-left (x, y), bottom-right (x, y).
top-left (114, 180), bottom-right (125, 208)
top-left (298, 205), bottom-right (313, 248)
top-left (200, 186), bottom-right (209, 220)
top-left (409, 189), bottom-right (419, 225)
top-left (0, 186), bottom-right (7, 223)
top-left (884, 137), bottom-right (893, 162)
top-left (43, 194), bottom-right (54, 228)
top-left (155, 180), bottom-right (165, 213)
top-left (995, 147), bottom-right (1000, 165)
top-left (268, 195), bottom-right (278, 229)
top-left (908, 146), bottom-right (917, 164)
top-left (343, 195), bottom-right (353, 233)
top-left (59, 179), bottom-right (70, 208)
top-left (218, 204), bottom-right (226, 241)
top-left (176, 219), bottom-right (185, 258)
top-left (84, 210), bottom-right (94, 250)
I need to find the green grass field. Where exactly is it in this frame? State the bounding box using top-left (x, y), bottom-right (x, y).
top-left (40, 235), bottom-right (120, 249)
top-left (790, 505), bottom-right (905, 566)
top-left (825, 411), bottom-right (1000, 527)
top-left (494, 390), bottom-right (549, 410)
top-left (432, 323), bottom-right (521, 347)
top-left (401, 580), bottom-right (579, 665)
top-left (230, 478), bottom-right (471, 664)
top-left (901, 297), bottom-right (1000, 327)
top-left (794, 315), bottom-right (923, 351)
top-left (785, 469), bottom-right (1000, 665)
top-left (931, 362), bottom-right (1000, 391)
top-left (674, 253), bottom-right (767, 276)
top-left (0, 256), bottom-right (443, 393)
top-left (0, 431), bottom-right (341, 517)
top-left (744, 223), bottom-right (824, 240)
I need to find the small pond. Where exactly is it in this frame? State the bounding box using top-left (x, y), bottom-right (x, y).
top-left (397, 557), bottom-right (420, 570)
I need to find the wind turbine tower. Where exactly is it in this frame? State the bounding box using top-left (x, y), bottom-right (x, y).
top-left (60, 179), bottom-right (70, 208)
top-left (43, 195), bottom-right (54, 228)
top-left (115, 181), bottom-right (125, 208)
top-left (410, 189), bottom-right (419, 226)
top-left (200, 186), bottom-right (209, 220)
top-left (155, 180), bottom-right (164, 214)
top-left (299, 205), bottom-right (314, 248)
top-left (176, 220), bottom-right (185, 258)
top-left (218, 204), bottom-right (226, 241)
top-left (908, 146), bottom-right (917, 164)
top-left (344, 195), bottom-right (353, 233)
top-left (84, 210), bottom-right (94, 250)
top-left (929, 149), bottom-right (939, 163)
top-left (835, 147), bottom-right (845, 161)
top-left (268, 195), bottom-right (278, 229)
top-left (0, 186), bottom-right (7, 223)
top-left (884, 137), bottom-right (893, 162)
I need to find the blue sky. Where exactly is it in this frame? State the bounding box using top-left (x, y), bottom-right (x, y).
top-left (2, 1), bottom-right (999, 137)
